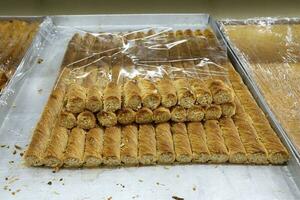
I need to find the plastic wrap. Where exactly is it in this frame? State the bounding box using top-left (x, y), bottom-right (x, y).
top-left (0, 18), bottom-right (40, 92)
top-left (219, 18), bottom-right (300, 154)
top-left (21, 16), bottom-right (292, 170)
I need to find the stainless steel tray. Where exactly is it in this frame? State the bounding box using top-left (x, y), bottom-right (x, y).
top-left (0, 14), bottom-right (299, 200)
top-left (215, 18), bottom-right (300, 167)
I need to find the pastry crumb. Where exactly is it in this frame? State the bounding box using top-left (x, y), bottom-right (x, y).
top-left (172, 196), bottom-right (184, 200)
top-left (163, 166), bottom-right (170, 170)
top-left (138, 179), bottom-right (143, 182)
top-left (37, 58), bottom-right (43, 64)
top-left (107, 197), bottom-right (112, 200)
top-left (14, 145), bottom-right (22, 150)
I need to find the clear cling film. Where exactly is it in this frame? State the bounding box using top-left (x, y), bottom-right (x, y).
top-left (219, 17), bottom-right (300, 155)
top-left (21, 16), bottom-right (290, 170)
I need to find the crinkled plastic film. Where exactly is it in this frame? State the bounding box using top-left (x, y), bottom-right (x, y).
top-left (220, 18), bottom-right (300, 152)
top-left (0, 18), bottom-right (40, 92)
top-left (23, 15), bottom-right (292, 169)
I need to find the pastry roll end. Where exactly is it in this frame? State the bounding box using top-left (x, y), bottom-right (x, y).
top-left (153, 107), bottom-right (171, 123)
top-left (209, 80), bottom-right (234, 104)
top-left (205, 104), bottom-right (222, 120)
top-left (117, 108), bottom-right (136, 125)
top-left (86, 86), bottom-right (103, 113)
top-left (171, 106), bottom-right (187, 122)
top-left (187, 105), bottom-right (204, 122)
top-left (221, 102), bottom-right (236, 117)
top-left (135, 107), bottom-right (153, 124)
top-left (77, 111), bottom-right (96, 130)
top-left (59, 110), bottom-right (77, 129)
top-left (66, 84), bottom-right (86, 114)
top-left (97, 111), bottom-right (117, 127)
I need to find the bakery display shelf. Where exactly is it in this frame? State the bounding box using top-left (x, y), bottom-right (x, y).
top-left (0, 14), bottom-right (299, 200)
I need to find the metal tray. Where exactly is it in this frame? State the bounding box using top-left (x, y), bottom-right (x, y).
top-left (215, 18), bottom-right (300, 166)
top-left (0, 14), bottom-right (299, 200)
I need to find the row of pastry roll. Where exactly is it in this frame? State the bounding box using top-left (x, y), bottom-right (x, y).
top-left (61, 32), bottom-right (124, 68)
top-left (64, 77), bottom-right (234, 114)
top-left (59, 101), bottom-right (236, 129)
top-left (26, 118), bottom-right (288, 168)
top-left (225, 62), bottom-right (289, 164)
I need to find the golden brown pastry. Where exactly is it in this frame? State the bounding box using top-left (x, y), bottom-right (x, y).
top-left (155, 123), bottom-right (175, 164)
top-left (187, 122), bottom-right (210, 163)
top-left (59, 110), bottom-right (77, 129)
top-left (103, 126), bottom-right (121, 166)
top-left (137, 78), bottom-right (161, 110)
top-left (138, 124), bottom-right (157, 164)
top-left (183, 29), bottom-right (202, 60)
top-left (232, 99), bottom-right (268, 164)
top-left (43, 126), bottom-right (69, 167)
top-left (86, 85), bottom-right (103, 113)
top-left (205, 104), bottom-right (222, 120)
top-left (156, 78), bottom-right (177, 108)
top-left (97, 111), bottom-right (117, 127)
top-left (232, 82), bottom-right (289, 164)
top-left (153, 106), bottom-right (171, 123)
top-left (62, 33), bottom-right (82, 66)
top-left (171, 123), bottom-right (192, 163)
top-left (64, 127), bottom-right (86, 167)
top-left (121, 125), bottom-right (139, 165)
top-left (123, 80), bottom-right (142, 110)
top-left (66, 84), bottom-right (86, 113)
top-left (209, 80), bottom-right (234, 104)
top-left (135, 107), bottom-right (153, 124)
top-left (190, 79), bottom-right (212, 106)
top-left (204, 120), bottom-right (229, 163)
top-left (221, 102), bottom-right (236, 117)
top-left (117, 108), bottom-right (136, 125)
top-left (173, 78), bottom-right (195, 108)
top-left (171, 106), bottom-right (187, 122)
top-left (77, 111), bottom-right (96, 130)
top-left (25, 86), bottom-right (66, 166)
top-left (219, 117), bottom-right (247, 164)
top-left (103, 82), bottom-right (122, 112)
top-left (187, 105), bottom-right (204, 122)
top-left (84, 128), bottom-right (104, 167)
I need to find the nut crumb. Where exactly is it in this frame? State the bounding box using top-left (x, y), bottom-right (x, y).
top-left (107, 197), bottom-right (112, 200)
top-left (20, 152), bottom-right (24, 157)
top-left (1, 144), bottom-right (6, 148)
top-left (16, 189), bottom-right (21, 193)
top-left (138, 179), bottom-right (143, 182)
top-left (192, 186), bottom-right (196, 191)
top-left (12, 192), bottom-right (15, 195)
top-left (59, 178), bottom-right (63, 181)
top-left (163, 166), bottom-right (170, 170)
top-left (176, 174), bottom-right (180, 178)
top-left (37, 89), bottom-right (43, 93)
top-left (13, 150), bottom-right (17, 155)
top-left (172, 196), bottom-right (184, 200)
top-left (47, 181), bottom-right (52, 185)
top-left (9, 160), bottom-right (14, 164)
top-left (5, 177), bottom-right (8, 180)
top-left (37, 58), bottom-right (43, 64)
top-left (14, 145), bottom-right (22, 150)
